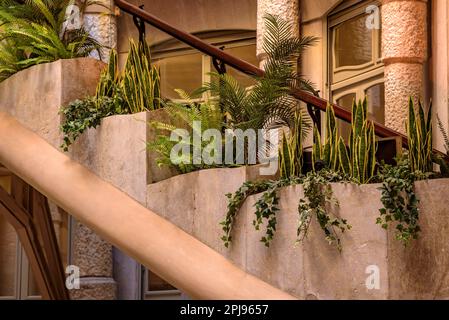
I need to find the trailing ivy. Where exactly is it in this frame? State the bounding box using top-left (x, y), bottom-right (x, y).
top-left (297, 170), bottom-right (352, 252)
top-left (377, 156), bottom-right (430, 246)
top-left (220, 180), bottom-right (273, 248)
top-left (253, 179), bottom-right (296, 247)
top-left (221, 170), bottom-right (351, 250)
top-left (60, 95), bottom-right (123, 151)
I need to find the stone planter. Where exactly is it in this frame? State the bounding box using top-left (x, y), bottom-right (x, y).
top-left (147, 172), bottom-right (449, 300)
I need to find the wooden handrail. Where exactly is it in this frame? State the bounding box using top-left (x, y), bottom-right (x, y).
top-left (114, 0), bottom-right (447, 158)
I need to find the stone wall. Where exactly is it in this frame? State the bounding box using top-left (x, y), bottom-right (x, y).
top-left (0, 59), bottom-right (120, 300)
top-left (147, 170), bottom-right (449, 299)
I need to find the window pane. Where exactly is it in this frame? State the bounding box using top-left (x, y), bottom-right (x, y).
top-left (0, 176), bottom-right (17, 297)
top-left (223, 44), bottom-right (257, 88)
top-left (156, 53), bottom-right (203, 99)
top-left (334, 15), bottom-right (372, 68)
top-left (147, 270), bottom-right (176, 292)
top-left (27, 265), bottom-right (40, 297)
top-left (336, 93), bottom-right (356, 140)
top-left (365, 83), bottom-right (385, 124)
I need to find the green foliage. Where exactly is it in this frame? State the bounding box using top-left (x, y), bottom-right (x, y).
top-left (377, 156), bottom-right (430, 246)
top-left (0, 0), bottom-right (102, 81)
top-left (312, 100), bottom-right (378, 183)
top-left (220, 180), bottom-right (275, 248)
top-left (312, 104), bottom-right (339, 172)
top-left (407, 98), bottom-right (433, 173)
top-left (279, 112), bottom-right (304, 178)
top-left (60, 96), bottom-right (120, 151)
top-left (297, 170), bottom-right (352, 252)
top-left (221, 170), bottom-right (351, 250)
top-left (147, 90), bottom-right (226, 174)
top-left (199, 14), bottom-right (316, 132)
top-left (60, 39), bottom-right (161, 150)
top-left (122, 40), bottom-right (161, 113)
top-left (346, 99), bottom-right (377, 183)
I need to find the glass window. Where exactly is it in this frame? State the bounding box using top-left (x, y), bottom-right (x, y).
top-left (365, 83), bottom-right (385, 124)
top-left (223, 44), bottom-right (258, 87)
top-left (156, 53), bottom-right (203, 99)
top-left (334, 14), bottom-right (373, 68)
top-left (147, 270), bottom-right (176, 292)
top-left (328, 1), bottom-right (384, 140)
top-left (337, 93), bottom-right (356, 139)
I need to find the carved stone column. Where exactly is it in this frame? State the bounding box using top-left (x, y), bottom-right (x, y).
top-left (83, 0), bottom-right (118, 61)
top-left (257, 0), bottom-right (300, 67)
top-left (382, 0), bottom-right (428, 133)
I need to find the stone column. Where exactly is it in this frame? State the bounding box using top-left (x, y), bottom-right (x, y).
top-left (257, 0), bottom-right (300, 67)
top-left (382, 0), bottom-right (428, 133)
top-left (70, 222), bottom-right (117, 300)
top-left (83, 0), bottom-right (118, 61)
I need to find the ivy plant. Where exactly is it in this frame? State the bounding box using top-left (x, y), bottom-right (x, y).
top-left (221, 170), bottom-right (351, 250)
top-left (297, 170), bottom-right (352, 251)
top-left (377, 156), bottom-right (430, 245)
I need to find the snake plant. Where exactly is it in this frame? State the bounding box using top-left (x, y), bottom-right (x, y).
top-left (407, 98), bottom-right (433, 173)
top-left (313, 99), bottom-right (377, 184)
top-left (279, 112), bottom-right (305, 178)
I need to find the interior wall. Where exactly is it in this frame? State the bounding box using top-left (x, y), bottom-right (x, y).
top-left (117, 0), bottom-right (257, 59)
top-left (300, 0), bottom-right (342, 97)
top-left (431, 0), bottom-right (449, 152)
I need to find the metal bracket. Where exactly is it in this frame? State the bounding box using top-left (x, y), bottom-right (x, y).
top-left (132, 5), bottom-right (146, 45)
top-left (212, 46), bottom-right (227, 75)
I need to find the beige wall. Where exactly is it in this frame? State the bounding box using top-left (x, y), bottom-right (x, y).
top-left (117, 0), bottom-right (256, 56)
top-left (431, 0), bottom-right (449, 152)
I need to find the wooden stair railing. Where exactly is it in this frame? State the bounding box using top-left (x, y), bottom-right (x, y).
top-left (0, 173), bottom-right (69, 300)
top-left (114, 0), bottom-right (447, 159)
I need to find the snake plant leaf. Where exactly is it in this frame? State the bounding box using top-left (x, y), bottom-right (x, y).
top-left (338, 137), bottom-right (351, 175)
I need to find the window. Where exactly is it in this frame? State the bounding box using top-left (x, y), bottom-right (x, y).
top-left (328, 0), bottom-right (384, 136)
top-left (151, 30), bottom-right (258, 99)
top-left (0, 174), bottom-right (69, 300)
top-left (0, 176), bottom-right (40, 300)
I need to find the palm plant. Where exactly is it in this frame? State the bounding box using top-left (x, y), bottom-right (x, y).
top-left (0, 0), bottom-right (102, 81)
top-left (200, 14), bottom-right (317, 132)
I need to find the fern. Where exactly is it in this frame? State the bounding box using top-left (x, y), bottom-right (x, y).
top-left (147, 91), bottom-right (227, 174)
top-left (199, 14), bottom-right (315, 133)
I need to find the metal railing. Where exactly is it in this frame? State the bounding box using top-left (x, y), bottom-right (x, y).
top-left (114, 0), bottom-right (445, 158)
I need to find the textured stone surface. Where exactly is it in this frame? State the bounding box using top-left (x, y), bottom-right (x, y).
top-left (147, 170), bottom-right (449, 299)
top-left (384, 63), bottom-right (424, 132)
top-left (72, 222), bottom-right (113, 277)
top-left (388, 179), bottom-right (449, 299)
top-left (70, 112), bottom-right (149, 300)
top-left (69, 277), bottom-right (117, 300)
top-left (84, 0), bottom-right (117, 60)
top-left (382, 0), bottom-right (428, 62)
top-left (147, 165), bottom-right (278, 271)
top-left (0, 58), bottom-right (104, 148)
top-left (382, 0), bottom-right (428, 134)
top-left (302, 183), bottom-right (388, 300)
top-left (257, 0), bottom-right (299, 62)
